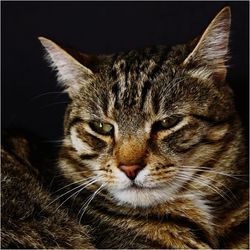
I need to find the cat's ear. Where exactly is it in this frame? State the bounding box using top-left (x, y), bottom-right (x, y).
top-left (38, 37), bottom-right (94, 97)
top-left (183, 7), bottom-right (231, 83)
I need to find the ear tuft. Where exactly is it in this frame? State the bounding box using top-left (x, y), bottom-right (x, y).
top-left (38, 37), bottom-right (94, 97)
top-left (183, 7), bottom-right (231, 83)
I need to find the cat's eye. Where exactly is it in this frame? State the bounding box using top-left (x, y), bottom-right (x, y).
top-left (152, 116), bottom-right (182, 132)
top-left (89, 121), bottom-right (114, 136)
top-left (160, 116), bottom-right (182, 129)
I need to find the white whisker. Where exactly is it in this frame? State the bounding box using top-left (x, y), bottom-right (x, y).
top-left (176, 174), bottom-right (230, 202)
top-left (44, 178), bottom-right (96, 210)
top-left (54, 179), bottom-right (98, 213)
top-left (78, 184), bottom-right (106, 224)
top-left (192, 173), bottom-right (238, 202)
top-left (182, 165), bottom-right (247, 182)
top-left (53, 177), bottom-right (94, 194)
top-left (29, 91), bottom-right (65, 102)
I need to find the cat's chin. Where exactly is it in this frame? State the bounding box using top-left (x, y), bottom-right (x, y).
top-left (109, 186), bottom-right (176, 208)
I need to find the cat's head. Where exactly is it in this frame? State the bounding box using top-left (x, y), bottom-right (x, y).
top-left (40, 7), bottom-right (236, 207)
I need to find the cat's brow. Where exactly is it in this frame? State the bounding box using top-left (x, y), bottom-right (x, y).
top-left (68, 117), bottom-right (83, 128)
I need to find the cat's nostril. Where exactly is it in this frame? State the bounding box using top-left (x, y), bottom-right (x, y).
top-left (118, 164), bottom-right (145, 180)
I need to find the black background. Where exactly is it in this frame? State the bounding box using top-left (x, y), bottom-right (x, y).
top-left (2, 1), bottom-right (249, 141)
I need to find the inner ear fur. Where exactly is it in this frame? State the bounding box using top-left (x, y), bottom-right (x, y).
top-left (183, 7), bottom-right (231, 83)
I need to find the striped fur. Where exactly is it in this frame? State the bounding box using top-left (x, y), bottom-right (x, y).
top-left (39, 7), bottom-right (248, 249)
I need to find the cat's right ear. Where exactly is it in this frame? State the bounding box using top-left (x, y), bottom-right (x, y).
top-left (38, 37), bottom-right (94, 97)
top-left (182, 7), bottom-right (231, 84)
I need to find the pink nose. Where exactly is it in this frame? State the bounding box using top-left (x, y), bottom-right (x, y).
top-left (118, 164), bottom-right (144, 180)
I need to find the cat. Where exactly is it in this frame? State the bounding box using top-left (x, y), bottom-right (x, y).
top-left (2, 6), bottom-right (249, 249)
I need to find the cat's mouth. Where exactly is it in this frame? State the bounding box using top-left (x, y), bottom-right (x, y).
top-left (124, 182), bottom-right (162, 191)
top-left (110, 182), bottom-right (173, 207)
top-left (131, 183), bottom-right (145, 189)
top-left (109, 174), bottom-right (185, 207)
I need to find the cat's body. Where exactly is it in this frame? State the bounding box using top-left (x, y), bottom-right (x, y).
top-left (1, 7), bottom-right (249, 249)
top-left (1, 131), bottom-right (94, 248)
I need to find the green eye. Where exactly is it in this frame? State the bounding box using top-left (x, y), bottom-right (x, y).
top-left (89, 121), bottom-right (114, 135)
top-left (152, 116), bottom-right (182, 132)
top-left (160, 116), bottom-right (182, 129)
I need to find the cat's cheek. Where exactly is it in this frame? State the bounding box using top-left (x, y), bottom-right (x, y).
top-left (70, 128), bottom-right (95, 154)
top-left (134, 168), bottom-right (150, 185)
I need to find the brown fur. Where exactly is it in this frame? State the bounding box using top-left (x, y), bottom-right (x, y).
top-left (1, 132), bottom-right (94, 249)
top-left (2, 7), bottom-right (248, 249)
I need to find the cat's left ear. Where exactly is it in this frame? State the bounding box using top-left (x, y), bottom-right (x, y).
top-left (183, 7), bottom-right (231, 83)
top-left (39, 37), bottom-right (94, 97)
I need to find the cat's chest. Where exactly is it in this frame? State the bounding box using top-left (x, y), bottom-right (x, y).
top-left (83, 205), bottom-right (214, 249)
top-left (92, 216), bottom-right (212, 249)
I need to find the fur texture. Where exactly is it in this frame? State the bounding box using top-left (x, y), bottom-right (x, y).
top-left (2, 7), bottom-right (248, 249)
top-left (1, 131), bottom-right (94, 249)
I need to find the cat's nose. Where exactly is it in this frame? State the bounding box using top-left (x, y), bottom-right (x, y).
top-left (118, 164), bottom-right (145, 180)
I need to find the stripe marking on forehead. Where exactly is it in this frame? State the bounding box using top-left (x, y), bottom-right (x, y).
top-left (111, 58), bottom-right (157, 109)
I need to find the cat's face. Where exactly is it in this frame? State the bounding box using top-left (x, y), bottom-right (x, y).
top-left (63, 56), bottom-right (233, 207)
top-left (40, 7), bottom-right (234, 207)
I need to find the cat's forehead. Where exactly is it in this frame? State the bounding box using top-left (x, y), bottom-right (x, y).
top-left (108, 45), bottom-right (185, 80)
top-left (73, 44), bottom-right (230, 124)
top-left (77, 64), bottom-right (191, 125)
top-left (96, 53), bottom-right (173, 108)
top-left (97, 46), bottom-right (184, 97)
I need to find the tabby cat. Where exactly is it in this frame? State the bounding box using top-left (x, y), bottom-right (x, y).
top-left (2, 7), bottom-right (249, 249)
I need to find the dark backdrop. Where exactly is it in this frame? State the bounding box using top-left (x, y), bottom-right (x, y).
top-left (2, 1), bottom-right (249, 140)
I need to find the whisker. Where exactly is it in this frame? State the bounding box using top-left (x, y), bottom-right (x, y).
top-left (29, 91), bottom-right (65, 102)
top-left (78, 184), bottom-right (106, 224)
top-left (53, 177), bottom-right (94, 194)
top-left (192, 173), bottom-right (238, 202)
top-left (61, 171), bottom-right (94, 176)
top-left (44, 178), bottom-right (96, 209)
top-left (176, 174), bottom-right (231, 202)
top-left (54, 179), bottom-right (98, 212)
top-left (181, 166), bottom-right (248, 182)
top-left (42, 139), bottom-right (64, 144)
